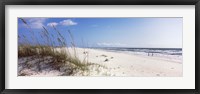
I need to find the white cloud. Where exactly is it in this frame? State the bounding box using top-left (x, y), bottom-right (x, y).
top-left (21, 18), bottom-right (77, 29)
top-left (25, 18), bottom-right (47, 29)
top-left (47, 22), bottom-right (58, 27)
top-left (60, 19), bottom-right (77, 26)
top-left (97, 42), bottom-right (126, 47)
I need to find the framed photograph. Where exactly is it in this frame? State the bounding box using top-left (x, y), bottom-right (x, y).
top-left (0, 0), bottom-right (199, 94)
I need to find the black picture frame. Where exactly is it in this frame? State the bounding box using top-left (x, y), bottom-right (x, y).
top-left (0, 0), bottom-right (199, 94)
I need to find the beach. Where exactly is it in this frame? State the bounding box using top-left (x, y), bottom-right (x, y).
top-left (18, 47), bottom-right (182, 77)
top-left (18, 18), bottom-right (183, 77)
top-left (68, 48), bottom-right (182, 77)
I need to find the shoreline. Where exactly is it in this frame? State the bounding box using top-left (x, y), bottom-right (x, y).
top-left (85, 48), bottom-right (182, 64)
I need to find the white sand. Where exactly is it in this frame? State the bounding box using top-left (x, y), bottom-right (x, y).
top-left (69, 48), bottom-right (182, 77)
top-left (18, 47), bottom-right (182, 77)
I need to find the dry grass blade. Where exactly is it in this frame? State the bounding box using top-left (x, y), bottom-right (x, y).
top-left (18, 18), bottom-right (93, 76)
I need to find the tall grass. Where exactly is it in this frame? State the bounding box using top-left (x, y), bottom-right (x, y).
top-left (18, 18), bottom-right (90, 75)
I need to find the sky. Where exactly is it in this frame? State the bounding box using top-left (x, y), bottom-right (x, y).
top-left (18, 17), bottom-right (182, 48)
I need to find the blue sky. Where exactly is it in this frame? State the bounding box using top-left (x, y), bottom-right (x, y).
top-left (18, 17), bottom-right (182, 48)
